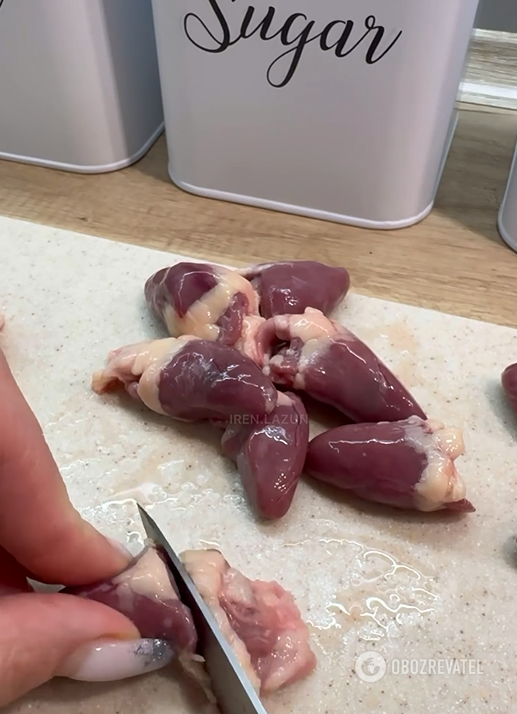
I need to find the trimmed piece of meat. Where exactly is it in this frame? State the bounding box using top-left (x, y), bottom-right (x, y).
top-left (502, 363), bottom-right (517, 417)
top-left (144, 262), bottom-right (263, 358)
top-left (257, 307), bottom-right (427, 423)
top-left (181, 549), bottom-right (316, 694)
top-left (239, 260), bottom-right (350, 318)
top-left (91, 337), bottom-right (277, 422)
top-left (64, 546), bottom-right (198, 654)
top-left (305, 416), bottom-right (475, 513)
top-left (220, 391), bottom-right (309, 520)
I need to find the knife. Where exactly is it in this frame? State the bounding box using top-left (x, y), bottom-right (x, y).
top-left (137, 503), bottom-right (269, 714)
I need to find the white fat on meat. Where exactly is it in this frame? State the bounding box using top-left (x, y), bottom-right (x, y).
top-left (427, 418), bottom-right (465, 460)
top-left (263, 308), bottom-right (337, 349)
top-left (404, 416), bottom-right (467, 511)
top-left (111, 546), bottom-right (179, 614)
top-left (91, 336), bottom-right (196, 414)
top-left (264, 308), bottom-right (339, 388)
top-left (181, 550), bottom-right (261, 692)
top-left (280, 308), bottom-right (339, 343)
top-left (236, 315), bottom-right (267, 363)
top-left (237, 262), bottom-right (278, 276)
top-left (180, 549), bottom-right (316, 695)
top-left (164, 268), bottom-right (260, 341)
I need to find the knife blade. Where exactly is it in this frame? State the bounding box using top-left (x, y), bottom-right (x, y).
top-left (137, 503), bottom-right (268, 714)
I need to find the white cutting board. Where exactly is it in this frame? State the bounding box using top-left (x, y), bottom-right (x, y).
top-left (1, 216), bottom-right (517, 714)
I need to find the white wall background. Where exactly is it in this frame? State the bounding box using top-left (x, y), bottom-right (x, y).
top-left (476, 0), bottom-right (517, 31)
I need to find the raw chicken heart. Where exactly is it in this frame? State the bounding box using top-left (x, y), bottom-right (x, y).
top-left (239, 260), bottom-right (350, 318)
top-left (144, 262), bottom-right (262, 352)
top-left (220, 391), bottom-right (309, 520)
top-left (257, 307), bottom-right (427, 423)
top-left (181, 549), bottom-right (316, 694)
top-left (502, 362), bottom-right (517, 418)
top-left (65, 545), bottom-right (316, 699)
top-left (91, 336), bottom-right (277, 422)
top-left (305, 416), bottom-right (475, 513)
top-left (63, 546), bottom-right (197, 654)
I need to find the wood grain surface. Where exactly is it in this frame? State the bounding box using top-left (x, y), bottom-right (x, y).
top-left (1, 104), bottom-right (517, 328)
top-left (460, 30), bottom-right (517, 110)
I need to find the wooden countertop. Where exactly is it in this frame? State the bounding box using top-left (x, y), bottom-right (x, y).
top-left (1, 104), bottom-right (517, 329)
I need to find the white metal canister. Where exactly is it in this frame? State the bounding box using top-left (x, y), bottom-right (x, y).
top-left (0, 0), bottom-right (164, 173)
top-left (151, 0), bottom-right (480, 229)
top-left (499, 141), bottom-right (517, 253)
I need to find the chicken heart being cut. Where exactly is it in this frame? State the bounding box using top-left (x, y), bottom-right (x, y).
top-left (64, 545), bottom-right (198, 655)
top-left (181, 548), bottom-right (316, 695)
top-left (65, 545), bottom-right (316, 699)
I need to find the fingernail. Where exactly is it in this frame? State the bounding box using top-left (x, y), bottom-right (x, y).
top-left (56, 638), bottom-right (175, 682)
top-left (106, 537), bottom-right (134, 561)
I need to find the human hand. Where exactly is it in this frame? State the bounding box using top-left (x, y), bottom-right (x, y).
top-left (0, 347), bottom-right (174, 706)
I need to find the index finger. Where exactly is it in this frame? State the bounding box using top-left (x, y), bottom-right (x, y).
top-left (0, 348), bottom-right (129, 585)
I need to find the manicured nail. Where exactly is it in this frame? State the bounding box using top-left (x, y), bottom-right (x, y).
top-left (56, 638), bottom-right (175, 682)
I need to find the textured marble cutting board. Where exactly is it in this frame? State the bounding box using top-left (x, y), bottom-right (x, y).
top-left (1, 216), bottom-right (517, 714)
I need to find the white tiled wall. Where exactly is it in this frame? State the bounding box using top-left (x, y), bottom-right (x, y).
top-left (476, 0), bottom-right (517, 31)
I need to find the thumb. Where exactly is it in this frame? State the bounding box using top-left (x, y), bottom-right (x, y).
top-left (0, 592), bottom-right (175, 707)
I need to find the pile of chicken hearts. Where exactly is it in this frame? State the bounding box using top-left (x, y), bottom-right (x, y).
top-left (92, 260), bottom-right (475, 519)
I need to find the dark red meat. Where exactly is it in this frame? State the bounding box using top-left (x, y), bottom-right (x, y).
top-left (220, 391), bottom-right (309, 520)
top-left (239, 261), bottom-right (350, 318)
top-left (91, 336), bottom-right (277, 422)
top-left (65, 545), bottom-right (316, 696)
top-left (502, 362), bottom-right (517, 417)
top-left (144, 262), bottom-right (261, 349)
top-left (256, 308), bottom-right (427, 424)
top-left (305, 416), bottom-right (475, 513)
top-left (63, 546), bottom-right (198, 654)
top-left (145, 262), bottom-right (219, 318)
